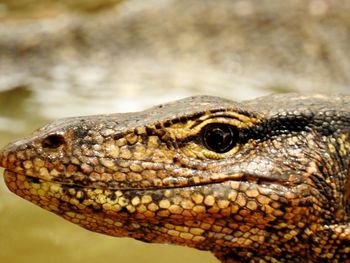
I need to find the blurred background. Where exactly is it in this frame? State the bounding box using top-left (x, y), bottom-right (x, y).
top-left (0, 0), bottom-right (349, 262)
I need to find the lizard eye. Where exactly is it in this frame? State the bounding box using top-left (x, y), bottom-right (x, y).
top-left (201, 123), bottom-right (238, 153)
top-left (42, 134), bottom-right (65, 149)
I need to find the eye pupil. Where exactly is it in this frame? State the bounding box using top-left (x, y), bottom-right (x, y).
top-left (202, 124), bottom-right (238, 153)
top-left (42, 134), bottom-right (65, 149)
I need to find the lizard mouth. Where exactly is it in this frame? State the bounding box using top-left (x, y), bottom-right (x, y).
top-left (0, 142), bottom-right (299, 193)
top-left (0, 137), bottom-right (300, 192)
top-left (3, 168), bottom-right (294, 194)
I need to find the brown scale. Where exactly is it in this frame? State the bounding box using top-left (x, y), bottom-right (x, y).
top-left (1, 94), bottom-right (350, 262)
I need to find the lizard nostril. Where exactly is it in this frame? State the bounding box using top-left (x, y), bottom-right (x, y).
top-left (42, 134), bottom-right (65, 149)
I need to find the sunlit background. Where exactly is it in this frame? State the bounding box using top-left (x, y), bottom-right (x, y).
top-left (0, 1), bottom-right (349, 262)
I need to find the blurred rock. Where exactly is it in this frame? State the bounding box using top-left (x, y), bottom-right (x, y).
top-left (0, 0), bottom-right (349, 117)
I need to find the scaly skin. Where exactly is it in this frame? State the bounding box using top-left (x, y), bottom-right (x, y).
top-left (1, 94), bottom-right (350, 262)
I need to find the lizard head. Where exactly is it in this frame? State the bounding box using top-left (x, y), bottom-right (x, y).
top-left (1, 94), bottom-right (350, 261)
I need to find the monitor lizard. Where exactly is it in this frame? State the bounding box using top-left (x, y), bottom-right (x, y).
top-left (1, 94), bottom-right (350, 262)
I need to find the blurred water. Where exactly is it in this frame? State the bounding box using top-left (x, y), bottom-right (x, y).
top-left (0, 1), bottom-right (350, 263)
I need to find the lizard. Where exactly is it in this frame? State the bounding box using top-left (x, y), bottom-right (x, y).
top-left (1, 94), bottom-right (350, 262)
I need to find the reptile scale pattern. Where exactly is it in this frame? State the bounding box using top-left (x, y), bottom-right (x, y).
top-left (1, 94), bottom-right (350, 262)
